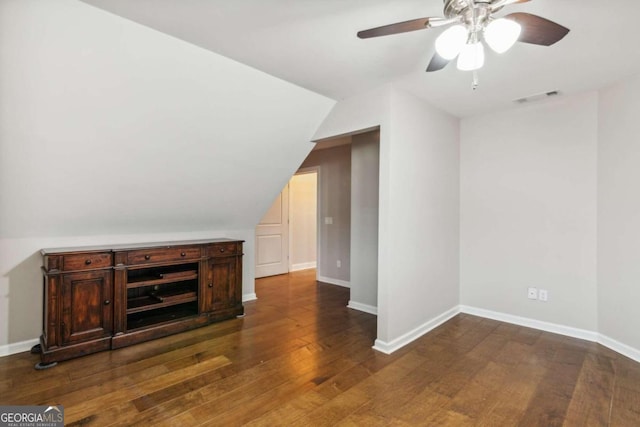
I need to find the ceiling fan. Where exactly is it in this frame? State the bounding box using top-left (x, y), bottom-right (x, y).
top-left (357, 0), bottom-right (569, 75)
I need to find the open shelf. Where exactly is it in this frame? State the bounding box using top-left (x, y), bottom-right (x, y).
top-left (127, 285), bottom-right (197, 314)
top-left (126, 302), bottom-right (198, 331)
top-left (125, 261), bottom-right (200, 331)
top-left (126, 270), bottom-right (198, 290)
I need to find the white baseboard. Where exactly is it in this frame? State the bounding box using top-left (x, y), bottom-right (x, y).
top-left (347, 301), bottom-right (378, 315)
top-left (0, 338), bottom-right (39, 357)
top-left (460, 305), bottom-right (640, 364)
top-left (459, 305), bottom-right (599, 342)
top-left (290, 262), bottom-right (317, 272)
top-left (373, 306), bottom-right (460, 354)
top-left (317, 276), bottom-right (350, 288)
top-left (598, 334), bottom-right (640, 363)
top-left (242, 293), bottom-right (258, 302)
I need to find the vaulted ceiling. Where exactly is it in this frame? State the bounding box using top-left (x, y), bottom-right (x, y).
top-left (83, 0), bottom-right (640, 117)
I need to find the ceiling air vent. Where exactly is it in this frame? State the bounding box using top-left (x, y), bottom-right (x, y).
top-left (514, 90), bottom-right (560, 104)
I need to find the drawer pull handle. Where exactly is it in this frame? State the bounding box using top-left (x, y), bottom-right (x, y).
top-left (219, 248), bottom-right (225, 253)
top-left (104, 300), bottom-right (111, 305)
top-left (144, 255), bottom-right (151, 260)
top-left (208, 283), bottom-right (213, 288)
top-left (85, 259), bottom-right (92, 265)
top-left (181, 252), bottom-right (186, 257)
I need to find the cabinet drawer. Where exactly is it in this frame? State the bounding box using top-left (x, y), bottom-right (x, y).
top-left (207, 243), bottom-right (239, 257)
top-left (127, 247), bottom-right (201, 265)
top-left (63, 252), bottom-right (112, 271)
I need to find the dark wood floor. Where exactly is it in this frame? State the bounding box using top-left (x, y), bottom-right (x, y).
top-left (1, 269), bottom-right (639, 426)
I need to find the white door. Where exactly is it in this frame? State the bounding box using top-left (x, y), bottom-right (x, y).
top-left (255, 186), bottom-right (289, 278)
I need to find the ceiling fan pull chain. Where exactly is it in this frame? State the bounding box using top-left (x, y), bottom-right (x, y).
top-left (472, 70), bottom-right (480, 90)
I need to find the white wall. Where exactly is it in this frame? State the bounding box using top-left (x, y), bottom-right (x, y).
top-left (313, 85), bottom-right (391, 142)
top-left (598, 73), bottom-right (640, 351)
top-left (289, 172), bottom-right (317, 271)
top-left (300, 146), bottom-right (351, 284)
top-left (460, 92), bottom-right (599, 332)
top-left (377, 88), bottom-right (460, 347)
top-left (0, 0), bottom-right (334, 350)
top-left (349, 131), bottom-right (380, 314)
top-left (313, 86), bottom-right (460, 352)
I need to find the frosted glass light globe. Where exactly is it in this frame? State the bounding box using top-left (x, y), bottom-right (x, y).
top-left (435, 25), bottom-right (469, 60)
top-left (484, 18), bottom-right (522, 54)
top-left (457, 41), bottom-right (485, 71)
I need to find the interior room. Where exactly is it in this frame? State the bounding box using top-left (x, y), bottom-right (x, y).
top-left (1, 0), bottom-right (640, 424)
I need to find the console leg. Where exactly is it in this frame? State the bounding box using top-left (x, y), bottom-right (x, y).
top-left (34, 361), bottom-right (57, 370)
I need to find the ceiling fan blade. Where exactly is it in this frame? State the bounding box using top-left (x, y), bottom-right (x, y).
top-left (426, 53), bottom-right (450, 72)
top-left (505, 12), bottom-right (570, 46)
top-left (426, 17), bottom-right (462, 28)
top-left (491, 0), bottom-right (531, 11)
top-left (357, 17), bottom-right (438, 39)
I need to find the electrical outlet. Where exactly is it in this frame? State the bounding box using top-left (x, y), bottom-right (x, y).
top-left (539, 289), bottom-right (548, 302)
top-left (337, 260), bottom-right (341, 268)
top-left (527, 287), bottom-right (538, 300)
top-left (324, 217), bottom-right (333, 225)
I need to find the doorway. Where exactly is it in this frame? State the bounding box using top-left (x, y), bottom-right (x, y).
top-left (288, 168), bottom-right (318, 272)
top-left (255, 169), bottom-right (319, 279)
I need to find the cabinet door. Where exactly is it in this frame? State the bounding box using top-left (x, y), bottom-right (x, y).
top-left (203, 257), bottom-right (238, 312)
top-left (61, 270), bottom-right (113, 345)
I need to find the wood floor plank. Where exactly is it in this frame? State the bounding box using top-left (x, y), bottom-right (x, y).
top-left (285, 352), bottom-right (425, 426)
top-left (336, 412), bottom-right (414, 426)
top-left (395, 386), bottom-right (452, 425)
top-left (246, 345), bottom-right (378, 426)
top-left (123, 331), bottom-right (374, 426)
top-left (1, 369), bottom-right (71, 402)
top-left (563, 353), bottom-right (616, 426)
top-left (197, 356), bottom-right (358, 425)
top-left (609, 385), bottom-right (640, 426)
top-left (63, 355), bottom-right (231, 424)
top-left (244, 387), bottom-right (329, 426)
top-left (188, 337), bottom-right (380, 424)
top-left (65, 402), bottom-right (138, 427)
top-left (518, 347), bottom-right (587, 426)
top-left (40, 364), bottom-right (169, 408)
top-left (473, 352), bottom-right (546, 425)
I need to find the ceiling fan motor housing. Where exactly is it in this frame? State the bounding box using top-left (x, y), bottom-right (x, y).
top-left (444, 0), bottom-right (493, 28)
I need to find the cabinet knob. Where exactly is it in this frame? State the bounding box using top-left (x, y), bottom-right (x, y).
top-left (104, 300), bottom-right (111, 305)
top-left (219, 248), bottom-right (225, 253)
top-left (181, 252), bottom-right (186, 257)
top-left (85, 259), bottom-right (92, 265)
top-left (144, 255), bottom-right (151, 260)
top-left (208, 283), bottom-right (213, 288)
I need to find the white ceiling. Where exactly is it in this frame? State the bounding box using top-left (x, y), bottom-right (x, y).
top-left (82, 0), bottom-right (640, 117)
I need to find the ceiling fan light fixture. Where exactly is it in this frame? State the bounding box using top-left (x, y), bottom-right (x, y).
top-left (435, 25), bottom-right (469, 60)
top-left (457, 41), bottom-right (485, 71)
top-left (484, 18), bottom-right (522, 53)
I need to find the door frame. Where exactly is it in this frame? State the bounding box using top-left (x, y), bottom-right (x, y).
top-left (289, 166), bottom-right (321, 279)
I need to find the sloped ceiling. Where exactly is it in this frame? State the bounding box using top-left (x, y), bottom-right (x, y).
top-left (0, 0), bottom-right (334, 237)
top-left (82, 0), bottom-right (640, 117)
